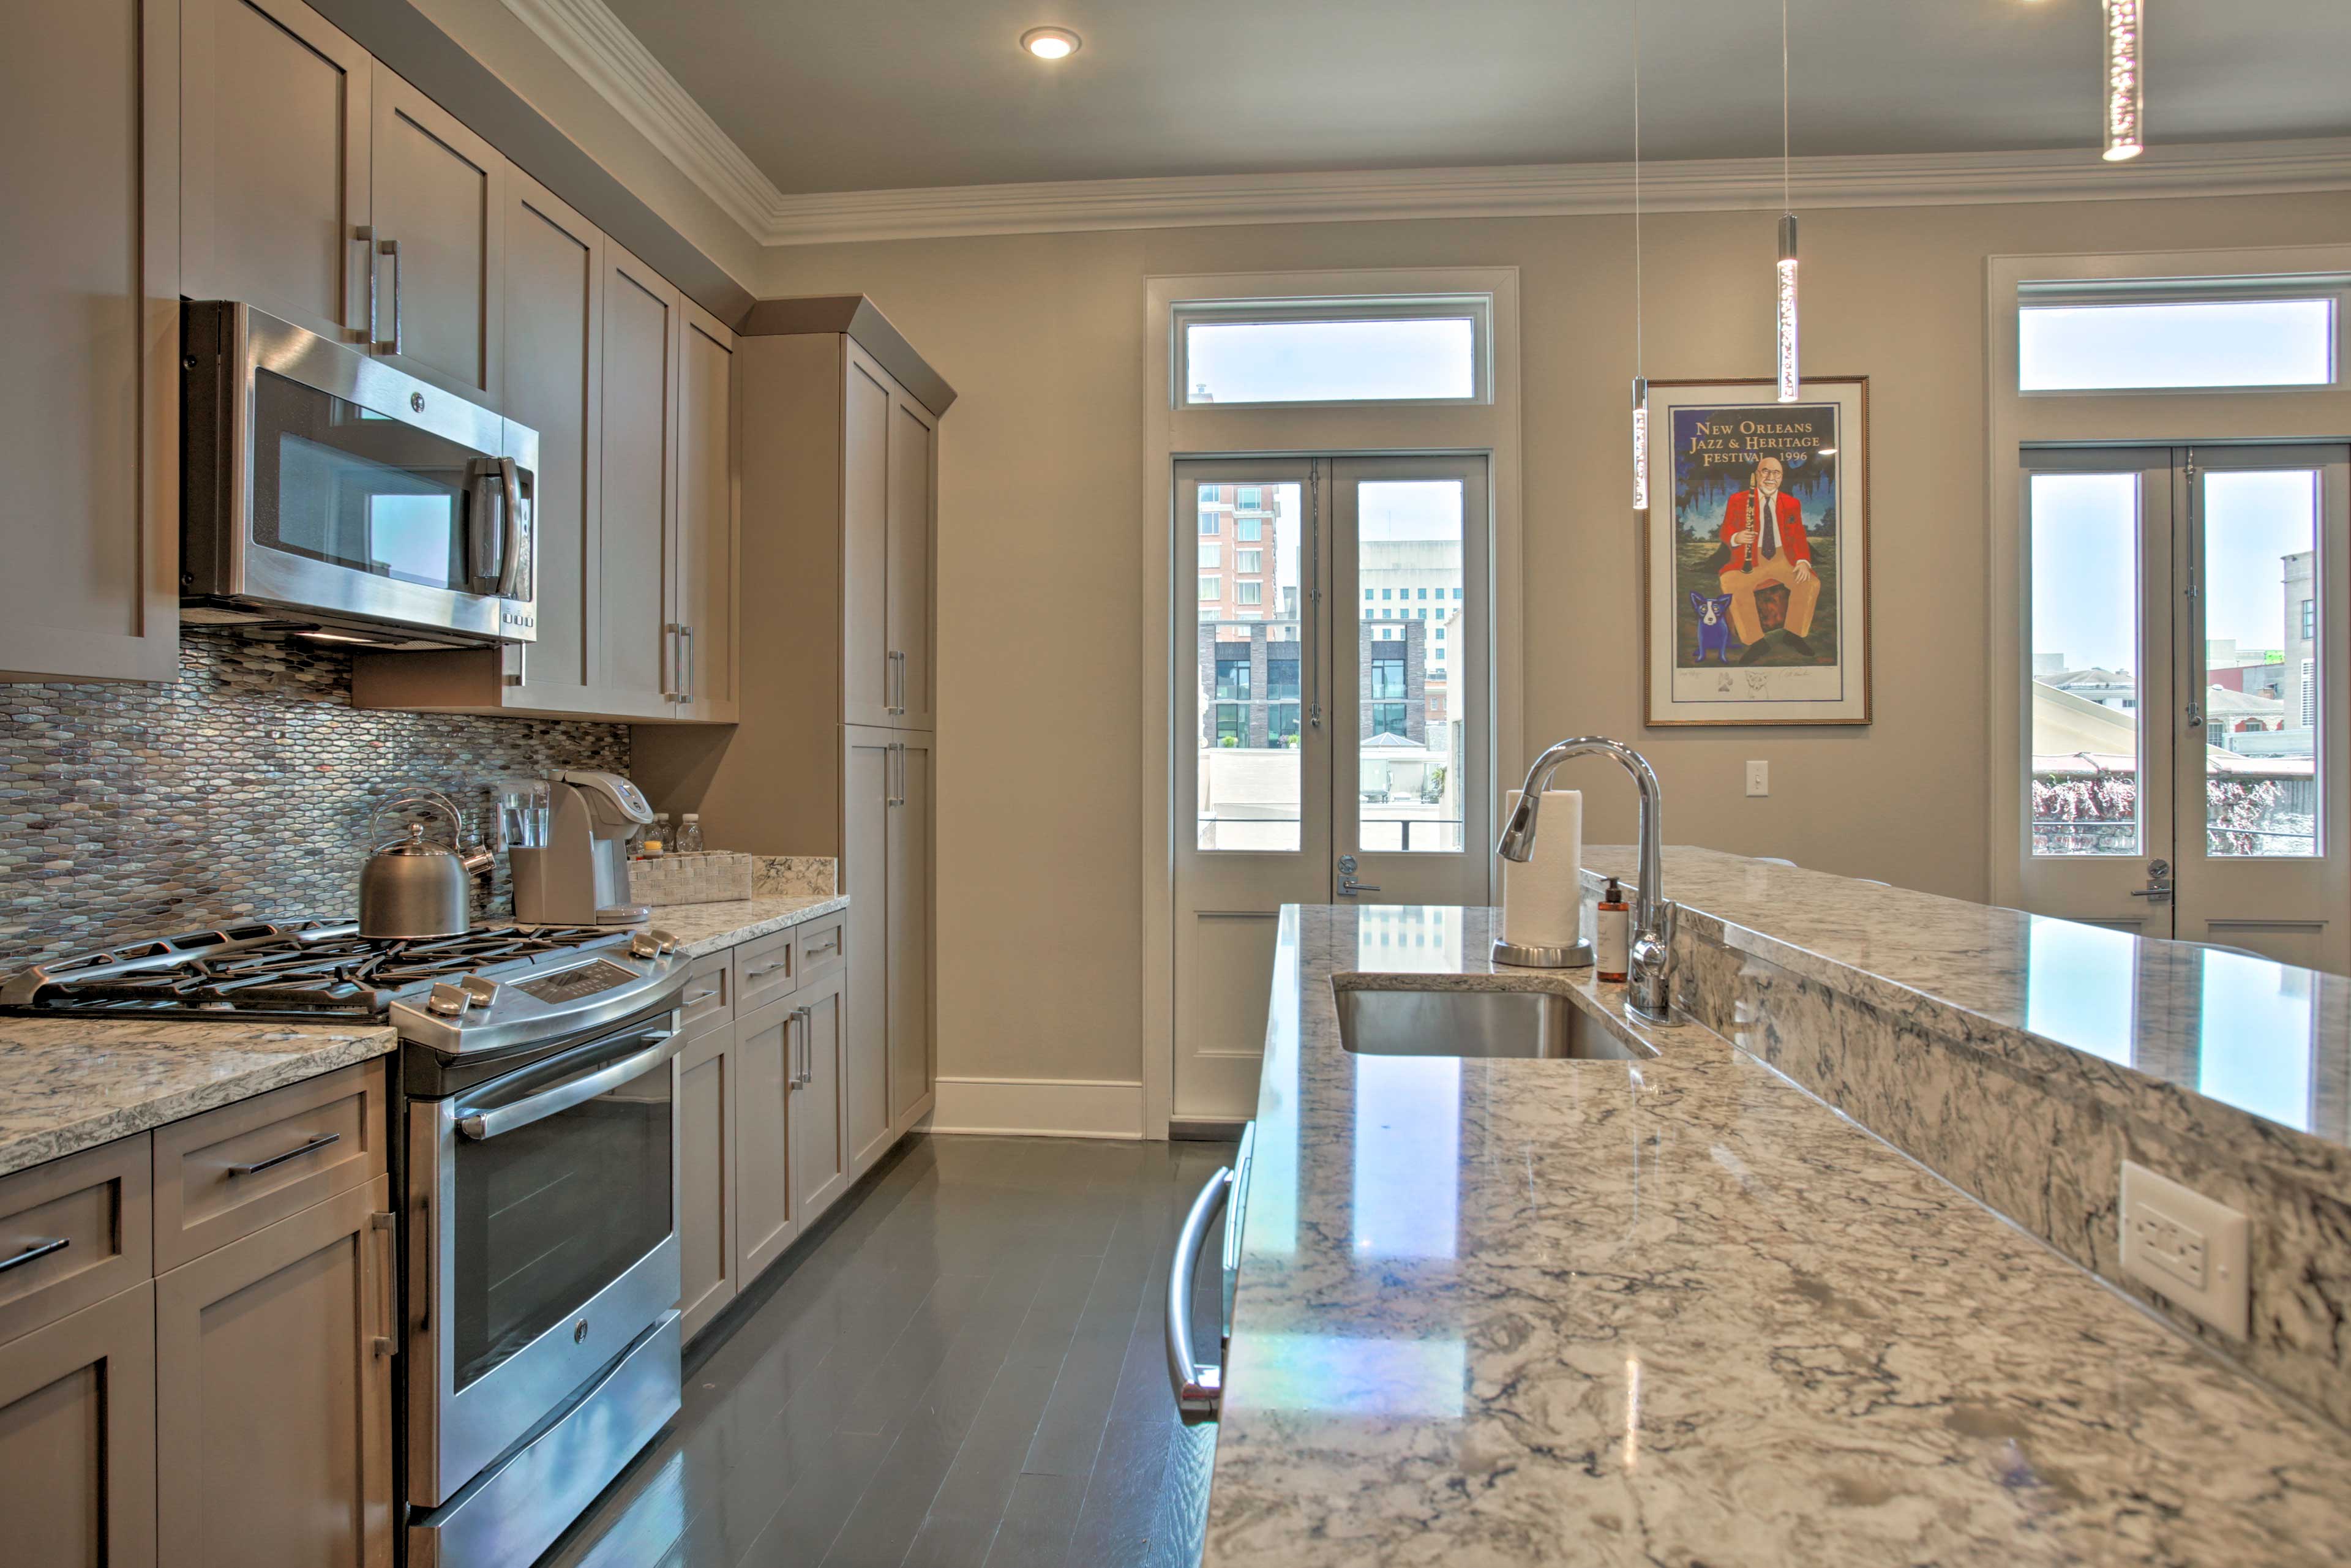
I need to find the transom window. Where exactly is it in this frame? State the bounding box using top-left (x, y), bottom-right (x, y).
top-left (1172, 294), bottom-right (1491, 408)
top-left (2019, 277), bottom-right (2344, 392)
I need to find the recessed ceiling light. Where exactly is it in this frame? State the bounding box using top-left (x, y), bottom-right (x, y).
top-left (1021, 26), bottom-right (1081, 60)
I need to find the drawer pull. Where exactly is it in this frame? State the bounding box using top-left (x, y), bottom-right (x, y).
top-left (684, 985), bottom-right (723, 1006)
top-left (745, 960), bottom-right (789, 978)
top-left (227, 1131), bottom-right (341, 1177)
top-left (0, 1236), bottom-right (69, 1275)
top-left (804, 936), bottom-right (839, 959)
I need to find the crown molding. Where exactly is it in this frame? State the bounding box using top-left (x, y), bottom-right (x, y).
top-left (500, 0), bottom-right (787, 238)
top-left (495, 0), bottom-right (2351, 251)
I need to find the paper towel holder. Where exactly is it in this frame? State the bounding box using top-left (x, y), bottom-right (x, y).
top-left (1491, 936), bottom-right (1594, 969)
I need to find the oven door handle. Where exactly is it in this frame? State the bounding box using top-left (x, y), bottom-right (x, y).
top-left (457, 1030), bottom-right (679, 1141)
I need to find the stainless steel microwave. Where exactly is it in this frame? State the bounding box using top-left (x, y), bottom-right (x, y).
top-left (181, 301), bottom-right (538, 648)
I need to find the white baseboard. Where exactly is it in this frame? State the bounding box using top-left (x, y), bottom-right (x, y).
top-left (929, 1076), bottom-right (1147, 1140)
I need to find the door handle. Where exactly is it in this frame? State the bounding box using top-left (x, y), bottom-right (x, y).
top-left (356, 225), bottom-right (377, 345)
top-left (369, 1212), bottom-right (396, 1357)
top-left (664, 622), bottom-right (682, 703)
top-left (226, 1130), bottom-right (341, 1177)
top-left (495, 457), bottom-right (528, 599)
top-left (793, 1005), bottom-right (816, 1087)
top-left (680, 624), bottom-right (696, 706)
top-left (373, 236), bottom-right (403, 355)
top-left (1335, 854), bottom-right (1380, 898)
top-left (2131, 858), bottom-right (2173, 902)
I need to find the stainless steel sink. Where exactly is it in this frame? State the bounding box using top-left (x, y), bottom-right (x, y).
top-left (1333, 985), bottom-right (1655, 1060)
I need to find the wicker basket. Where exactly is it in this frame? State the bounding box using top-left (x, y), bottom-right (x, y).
top-left (628, 851), bottom-right (754, 906)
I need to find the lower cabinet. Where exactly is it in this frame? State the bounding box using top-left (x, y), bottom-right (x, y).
top-left (677, 1024), bottom-right (738, 1341)
top-left (0, 1280), bottom-right (159, 1568)
top-left (792, 971), bottom-right (850, 1225)
top-left (847, 726), bottom-right (937, 1144)
top-left (733, 999), bottom-right (798, 1281)
top-left (155, 1173), bottom-right (396, 1568)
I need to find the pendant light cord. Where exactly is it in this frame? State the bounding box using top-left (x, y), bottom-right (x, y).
top-left (1632, 0), bottom-right (1643, 375)
top-left (1780, 0), bottom-right (1791, 215)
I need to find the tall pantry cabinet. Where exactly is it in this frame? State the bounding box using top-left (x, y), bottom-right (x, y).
top-left (635, 298), bottom-right (952, 1169)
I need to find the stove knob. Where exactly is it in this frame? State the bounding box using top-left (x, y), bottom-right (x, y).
top-left (426, 982), bottom-right (469, 1019)
top-left (458, 975), bottom-right (500, 1009)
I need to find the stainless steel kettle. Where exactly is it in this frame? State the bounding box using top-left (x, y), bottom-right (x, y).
top-left (359, 790), bottom-right (493, 938)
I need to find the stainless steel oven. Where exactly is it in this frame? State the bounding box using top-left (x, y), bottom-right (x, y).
top-left (182, 300), bottom-right (538, 647)
top-left (405, 997), bottom-right (684, 1567)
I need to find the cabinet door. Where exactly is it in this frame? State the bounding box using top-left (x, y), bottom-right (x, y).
top-left (733, 999), bottom-right (797, 1282)
top-left (0, 0), bottom-right (179, 683)
top-left (597, 241), bottom-right (682, 717)
top-left (842, 347), bottom-right (895, 727)
top-left (675, 304), bottom-right (739, 722)
top-left (369, 66), bottom-right (504, 403)
top-left (677, 1024), bottom-right (735, 1340)
top-left (844, 729), bottom-right (894, 1174)
top-left (792, 972), bottom-right (850, 1226)
top-left (501, 171), bottom-right (604, 710)
top-left (0, 1281), bottom-right (157, 1568)
top-left (890, 735), bottom-right (936, 1132)
top-left (156, 1175), bottom-right (394, 1568)
top-left (887, 391), bottom-right (938, 730)
top-left (182, 0), bottom-right (370, 346)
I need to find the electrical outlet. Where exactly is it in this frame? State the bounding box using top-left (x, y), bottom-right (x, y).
top-left (2120, 1161), bottom-right (2248, 1338)
top-left (1745, 760), bottom-right (1769, 797)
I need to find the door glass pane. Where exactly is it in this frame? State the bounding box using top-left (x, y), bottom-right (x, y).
top-left (1183, 318), bottom-right (1476, 405)
top-left (449, 1051), bottom-right (673, 1390)
top-left (1196, 481), bottom-right (1302, 850)
top-left (2019, 299), bottom-right (2335, 391)
top-left (2202, 468), bottom-right (2320, 857)
top-left (1357, 481), bottom-right (1463, 853)
top-left (2029, 473), bottom-right (2142, 856)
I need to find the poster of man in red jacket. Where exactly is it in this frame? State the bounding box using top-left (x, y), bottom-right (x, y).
top-left (1717, 454), bottom-right (1820, 661)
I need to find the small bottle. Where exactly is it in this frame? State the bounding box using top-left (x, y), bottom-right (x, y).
top-left (642, 812), bottom-right (669, 858)
top-left (1595, 877), bottom-right (1630, 983)
top-left (675, 813), bottom-right (704, 855)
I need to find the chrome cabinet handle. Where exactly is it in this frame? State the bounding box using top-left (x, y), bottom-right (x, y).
top-left (356, 225), bottom-right (378, 345)
top-left (792, 1004), bottom-right (815, 1086)
top-left (373, 236), bottom-right (403, 354)
top-left (683, 984), bottom-right (722, 1006)
top-left (803, 936), bottom-right (839, 959)
top-left (683, 625), bottom-right (696, 705)
top-left (663, 623), bottom-right (682, 703)
top-left (0, 1236), bottom-right (69, 1274)
top-left (227, 1130), bottom-right (340, 1177)
top-left (743, 960), bottom-right (788, 979)
top-left (1164, 1166), bottom-right (1232, 1425)
top-left (369, 1211), bottom-right (396, 1357)
top-left (458, 1030), bottom-right (678, 1140)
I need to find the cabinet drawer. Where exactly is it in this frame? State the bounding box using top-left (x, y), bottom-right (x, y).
top-left (0, 1136), bottom-right (152, 1348)
top-left (795, 912), bottom-right (846, 991)
top-left (152, 1060), bottom-right (388, 1272)
top-left (736, 928), bottom-right (799, 1014)
top-left (681, 950), bottom-right (735, 1040)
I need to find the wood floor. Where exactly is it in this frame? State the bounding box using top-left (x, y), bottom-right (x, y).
top-left (545, 1133), bottom-right (1238, 1568)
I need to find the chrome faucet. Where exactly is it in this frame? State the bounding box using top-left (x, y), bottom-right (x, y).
top-left (1497, 737), bottom-right (1677, 1022)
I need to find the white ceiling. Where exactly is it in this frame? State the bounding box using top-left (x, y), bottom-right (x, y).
top-left (594, 0), bottom-right (2351, 197)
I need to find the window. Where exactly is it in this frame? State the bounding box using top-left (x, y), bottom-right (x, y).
top-left (1371, 651), bottom-right (1407, 700)
top-left (1174, 294), bottom-right (1490, 407)
top-left (1215, 704), bottom-right (1247, 746)
top-left (1237, 549), bottom-right (1263, 574)
top-left (1362, 588), bottom-right (1373, 600)
top-left (1236, 581), bottom-right (1262, 606)
top-left (2304, 598), bottom-right (2317, 639)
top-left (1237, 487), bottom-right (1262, 508)
top-left (1417, 588), bottom-right (1429, 599)
top-left (1452, 588), bottom-right (1461, 598)
top-left (1199, 575), bottom-right (1221, 602)
top-left (1199, 541), bottom-right (1221, 568)
top-left (1215, 651), bottom-right (1252, 701)
top-left (1382, 589), bottom-right (1393, 600)
top-left (1370, 702), bottom-right (1409, 738)
top-left (1267, 703), bottom-right (1300, 746)
top-left (1237, 516), bottom-right (1262, 542)
top-left (1266, 658), bottom-right (1300, 701)
top-left (1434, 626), bottom-right (1445, 640)
top-left (1415, 609), bottom-right (1427, 620)
top-left (2018, 283), bottom-right (2339, 391)
top-left (1199, 509), bottom-right (1220, 536)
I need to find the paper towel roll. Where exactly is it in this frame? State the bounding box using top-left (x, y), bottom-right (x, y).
top-left (1501, 789), bottom-right (1583, 950)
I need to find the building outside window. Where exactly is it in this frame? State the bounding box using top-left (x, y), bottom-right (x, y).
top-left (2304, 598), bottom-right (2317, 639)
top-left (1268, 703), bottom-right (1301, 746)
top-left (1237, 581), bottom-right (1262, 604)
top-left (1266, 656), bottom-right (1300, 701)
top-left (1371, 702), bottom-right (1409, 738)
top-left (1215, 704), bottom-right (1247, 746)
top-left (1199, 541), bottom-right (1220, 568)
top-left (1199, 575), bottom-right (1220, 601)
top-left (1371, 649), bottom-right (1407, 700)
top-left (1216, 650), bottom-right (1252, 700)
top-left (1237, 487), bottom-right (1262, 509)
top-left (1238, 516), bottom-right (1262, 542)
top-left (1237, 549), bottom-right (1262, 574)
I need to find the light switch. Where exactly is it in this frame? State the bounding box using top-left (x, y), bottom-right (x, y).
top-left (2119, 1160), bottom-right (2248, 1338)
top-left (1744, 761), bottom-right (1769, 797)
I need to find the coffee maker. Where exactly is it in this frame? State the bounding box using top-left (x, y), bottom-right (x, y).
top-left (508, 769), bottom-right (654, 925)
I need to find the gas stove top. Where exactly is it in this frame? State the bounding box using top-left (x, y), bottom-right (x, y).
top-left (0, 920), bottom-right (631, 1021)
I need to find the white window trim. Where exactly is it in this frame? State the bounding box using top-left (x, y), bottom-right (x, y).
top-left (1985, 242), bottom-right (2351, 909)
top-left (1142, 264), bottom-right (1522, 1139)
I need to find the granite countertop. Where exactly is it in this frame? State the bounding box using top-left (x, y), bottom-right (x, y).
top-left (642, 892), bottom-right (850, 960)
top-left (1203, 901), bottom-right (2351, 1566)
top-left (0, 1018), bottom-right (395, 1177)
top-left (1585, 846), bottom-right (2351, 1180)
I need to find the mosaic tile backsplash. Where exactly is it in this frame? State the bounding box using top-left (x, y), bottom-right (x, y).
top-left (0, 629), bottom-right (629, 968)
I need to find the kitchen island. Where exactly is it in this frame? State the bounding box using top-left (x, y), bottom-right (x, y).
top-left (1203, 888), bottom-right (2351, 1566)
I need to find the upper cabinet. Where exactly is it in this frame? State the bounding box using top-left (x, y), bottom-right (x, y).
top-left (677, 304), bottom-right (741, 724)
top-left (841, 341), bottom-right (937, 731)
top-left (367, 69), bottom-right (504, 403)
top-left (0, 0), bottom-right (181, 683)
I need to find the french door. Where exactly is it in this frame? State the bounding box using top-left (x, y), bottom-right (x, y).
top-left (1172, 454), bottom-right (1493, 1120)
top-left (2020, 443), bottom-right (2350, 972)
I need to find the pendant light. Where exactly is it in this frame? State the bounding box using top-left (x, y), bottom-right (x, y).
top-left (1774, 0), bottom-right (1799, 402)
top-left (1630, 0), bottom-right (1649, 519)
top-left (2101, 0), bottom-right (2144, 161)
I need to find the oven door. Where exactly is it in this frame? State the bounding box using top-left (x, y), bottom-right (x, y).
top-left (185, 301), bottom-right (536, 644)
top-left (410, 1016), bottom-right (681, 1506)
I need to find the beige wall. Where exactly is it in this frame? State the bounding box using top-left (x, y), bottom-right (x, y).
top-left (742, 192), bottom-right (2349, 1087)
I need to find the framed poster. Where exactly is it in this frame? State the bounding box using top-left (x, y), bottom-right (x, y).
top-left (1641, 376), bottom-right (1871, 726)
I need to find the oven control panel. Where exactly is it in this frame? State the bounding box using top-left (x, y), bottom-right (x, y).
top-left (514, 958), bottom-right (639, 1005)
